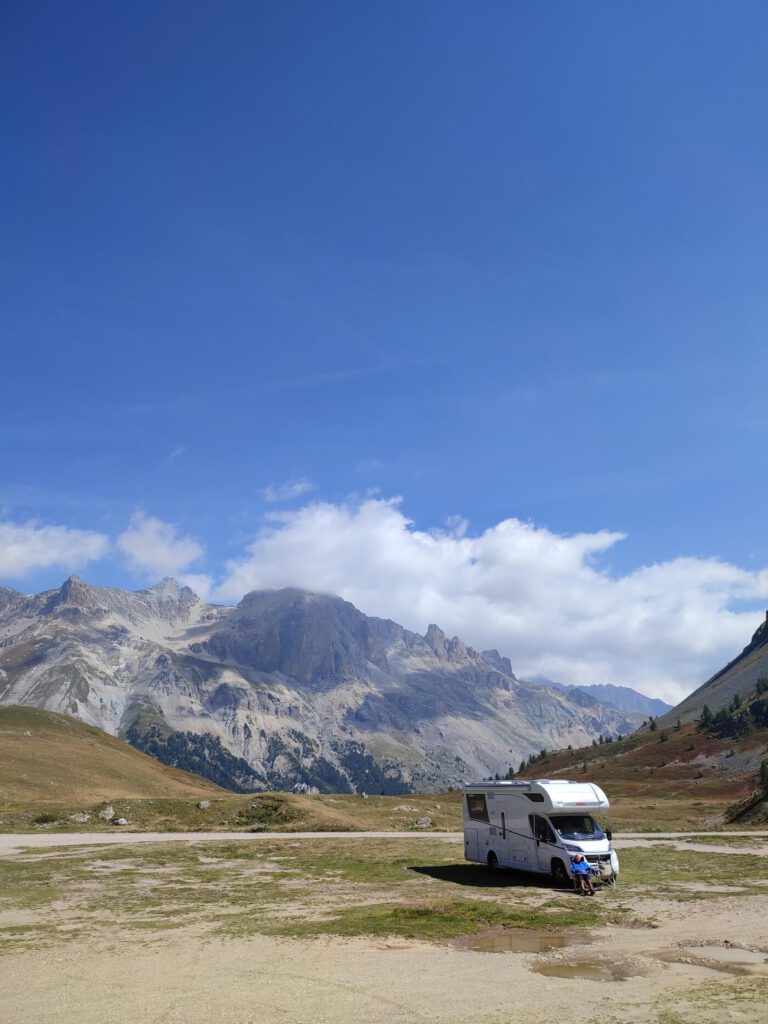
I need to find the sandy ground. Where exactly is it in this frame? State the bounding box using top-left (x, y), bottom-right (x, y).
top-left (2, 896), bottom-right (768, 1024)
top-left (2, 832), bottom-right (768, 1024)
top-left (0, 831), bottom-right (464, 856)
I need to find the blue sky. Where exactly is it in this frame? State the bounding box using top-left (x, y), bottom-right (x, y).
top-left (2, 2), bottom-right (768, 699)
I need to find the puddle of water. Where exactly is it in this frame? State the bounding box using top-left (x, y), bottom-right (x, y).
top-left (666, 962), bottom-right (737, 978)
top-left (678, 945), bottom-right (767, 965)
top-left (451, 927), bottom-right (590, 954)
top-left (533, 959), bottom-right (643, 982)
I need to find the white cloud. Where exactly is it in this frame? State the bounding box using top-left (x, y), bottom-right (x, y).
top-left (0, 519), bottom-right (109, 578)
top-left (262, 478), bottom-right (316, 503)
top-left (5, 500), bottom-right (766, 706)
top-left (117, 513), bottom-right (206, 584)
top-left (215, 497), bottom-right (768, 703)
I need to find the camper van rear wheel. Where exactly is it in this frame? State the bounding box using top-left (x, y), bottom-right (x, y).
top-left (486, 851), bottom-right (499, 872)
top-left (551, 859), bottom-right (569, 888)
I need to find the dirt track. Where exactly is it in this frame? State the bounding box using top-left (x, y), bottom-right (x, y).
top-left (3, 828), bottom-right (768, 857)
top-left (0, 830), bottom-right (463, 856)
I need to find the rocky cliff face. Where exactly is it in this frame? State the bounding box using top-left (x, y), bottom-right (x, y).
top-left (0, 577), bottom-right (640, 792)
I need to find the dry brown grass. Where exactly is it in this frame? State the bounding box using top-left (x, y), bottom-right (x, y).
top-left (0, 706), bottom-right (222, 803)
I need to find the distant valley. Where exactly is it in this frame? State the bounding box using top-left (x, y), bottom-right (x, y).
top-left (523, 677), bottom-right (672, 718)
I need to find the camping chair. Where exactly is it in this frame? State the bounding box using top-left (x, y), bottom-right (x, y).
top-left (593, 861), bottom-right (616, 888)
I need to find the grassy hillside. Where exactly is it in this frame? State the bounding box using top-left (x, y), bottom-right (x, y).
top-left (0, 789), bottom-right (465, 834)
top-left (4, 703), bottom-right (768, 835)
top-left (0, 706), bottom-right (225, 803)
top-left (0, 705), bottom-right (464, 833)
top-left (515, 711), bottom-right (768, 829)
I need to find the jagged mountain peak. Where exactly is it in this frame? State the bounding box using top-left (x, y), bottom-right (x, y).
top-left (141, 577), bottom-right (200, 609)
top-left (481, 649), bottom-right (516, 677)
top-left (0, 586), bottom-right (24, 606)
top-left (224, 589), bottom-right (487, 680)
top-left (148, 576), bottom-right (186, 594)
top-left (237, 586), bottom-right (348, 612)
top-left (235, 586), bottom-right (396, 638)
top-left (424, 623), bottom-right (447, 657)
top-left (33, 574), bottom-right (202, 631)
top-left (423, 623), bottom-right (477, 663)
top-left (44, 574), bottom-right (106, 615)
top-left (61, 574), bottom-right (88, 592)
top-left (202, 586), bottom-right (396, 686)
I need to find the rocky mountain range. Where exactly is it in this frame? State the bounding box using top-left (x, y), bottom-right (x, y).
top-left (523, 677), bottom-right (672, 718)
top-left (0, 576), bottom-right (644, 793)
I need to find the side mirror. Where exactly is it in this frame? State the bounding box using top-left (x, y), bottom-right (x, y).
top-left (606, 829), bottom-right (613, 841)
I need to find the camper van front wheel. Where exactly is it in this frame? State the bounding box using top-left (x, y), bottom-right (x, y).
top-left (486, 851), bottom-right (499, 872)
top-left (551, 859), bottom-right (570, 888)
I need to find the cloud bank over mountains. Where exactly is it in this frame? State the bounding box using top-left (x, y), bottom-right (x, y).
top-left (0, 520), bottom-right (109, 578)
top-left (116, 513), bottom-right (206, 587)
top-left (2, 497), bottom-right (767, 703)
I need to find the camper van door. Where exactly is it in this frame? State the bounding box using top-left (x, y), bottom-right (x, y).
top-left (530, 814), bottom-right (557, 873)
top-left (495, 805), bottom-right (513, 864)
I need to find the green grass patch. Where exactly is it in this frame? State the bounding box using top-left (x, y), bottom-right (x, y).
top-left (245, 897), bottom-right (607, 941)
top-left (618, 844), bottom-right (768, 885)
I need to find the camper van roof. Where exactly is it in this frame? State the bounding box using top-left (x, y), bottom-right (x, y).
top-left (464, 779), bottom-right (578, 788)
top-left (463, 779), bottom-right (610, 812)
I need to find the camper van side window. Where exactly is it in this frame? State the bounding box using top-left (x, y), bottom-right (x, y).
top-left (524, 793), bottom-right (544, 802)
top-left (466, 794), bottom-right (490, 823)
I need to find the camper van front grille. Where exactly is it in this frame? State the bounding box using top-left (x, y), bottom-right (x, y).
top-left (585, 854), bottom-right (612, 867)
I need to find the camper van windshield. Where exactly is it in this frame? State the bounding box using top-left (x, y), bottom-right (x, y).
top-left (550, 815), bottom-right (604, 840)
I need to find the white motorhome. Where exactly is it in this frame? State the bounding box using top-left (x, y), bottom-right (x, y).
top-left (463, 779), bottom-right (619, 886)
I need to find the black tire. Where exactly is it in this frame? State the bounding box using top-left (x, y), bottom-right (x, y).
top-left (551, 858), bottom-right (570, 888)
top-left (487, 851), bottom-right (499, 872)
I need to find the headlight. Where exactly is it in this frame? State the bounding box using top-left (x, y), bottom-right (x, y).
top-left (564, 844), bottom-right (582, 853)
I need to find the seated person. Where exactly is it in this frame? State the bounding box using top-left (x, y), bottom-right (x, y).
top-left (571, 853), bottom-right (597, 895)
